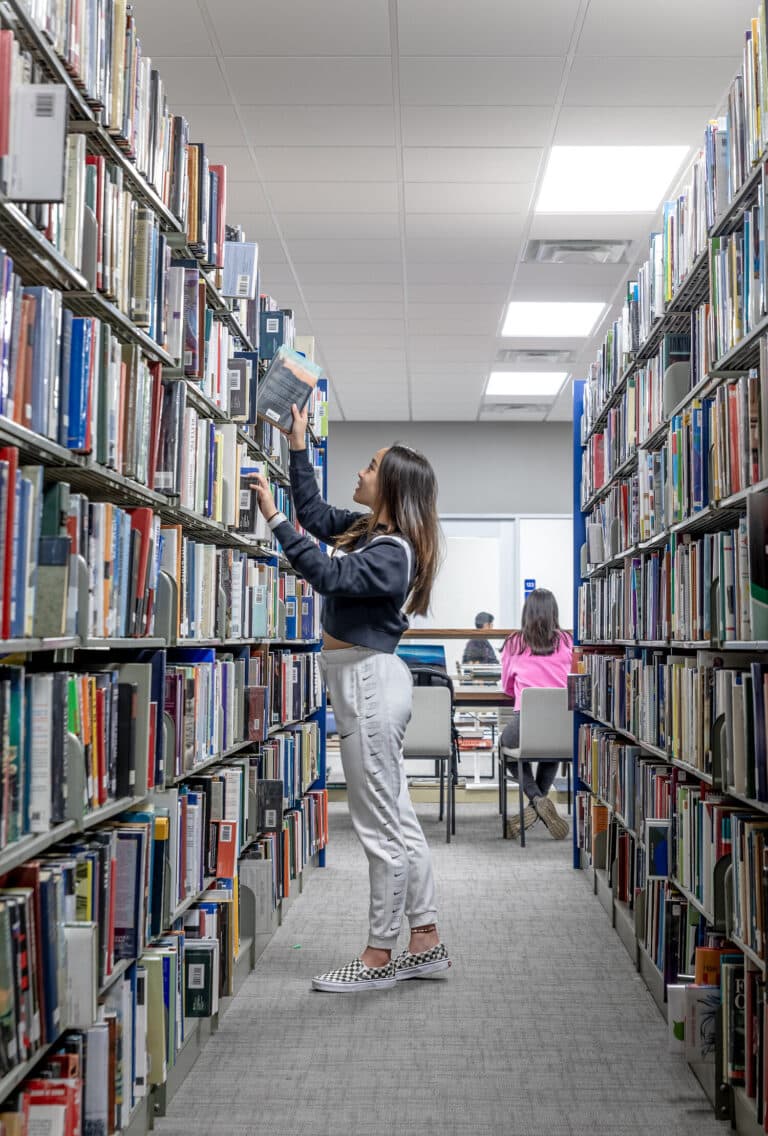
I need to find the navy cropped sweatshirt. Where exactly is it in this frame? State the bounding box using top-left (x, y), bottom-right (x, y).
top-left (267, 447), bottom-right (414, 653)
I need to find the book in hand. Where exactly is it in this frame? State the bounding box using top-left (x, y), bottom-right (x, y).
top-left (256, 347), bottom-right (322, 434)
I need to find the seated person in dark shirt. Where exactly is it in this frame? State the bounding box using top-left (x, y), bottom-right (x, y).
top-left (462, 611), bottom-right (498, 665)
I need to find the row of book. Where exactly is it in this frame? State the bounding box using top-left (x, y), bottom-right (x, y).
top-left (574, 647), bottom-right (768, 795)
top-left (579, 509), bottom-right (768, 644)
top-left (0, 449), bottom-right (326, 647)
top-left (0, 459), bottom-right (163, 643)
top-left (0, 645), bottom-right (323, 855)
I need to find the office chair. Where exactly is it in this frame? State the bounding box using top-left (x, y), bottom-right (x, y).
top-left (500, 687), bottom-right (573, 847)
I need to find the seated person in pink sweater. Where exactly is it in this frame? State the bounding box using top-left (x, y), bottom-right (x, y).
top-left (500, 588), bottom-right (572, 841)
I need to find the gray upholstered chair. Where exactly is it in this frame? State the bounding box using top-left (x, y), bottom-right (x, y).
top-left (500, 687), bottom-right (573, 847)
top-left (402, 685), bottom-right (457, 844)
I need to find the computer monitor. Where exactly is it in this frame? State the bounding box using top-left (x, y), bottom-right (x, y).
top-left (395, 642), bottom-right (447, 670)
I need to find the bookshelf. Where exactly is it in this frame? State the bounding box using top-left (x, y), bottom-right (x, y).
top-left (0, 2), bottom-right (330, 1133)
top-left (573, 6), bottom-right (768, 1130)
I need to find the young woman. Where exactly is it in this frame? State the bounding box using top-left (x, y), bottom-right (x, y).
top-left (250, 404), bottom-right (450, 993)
top-left (500, 588), bottom-right (572, 841)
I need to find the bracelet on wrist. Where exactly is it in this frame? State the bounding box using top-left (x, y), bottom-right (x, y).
top-left (266, 511), bottom-right (280, 524)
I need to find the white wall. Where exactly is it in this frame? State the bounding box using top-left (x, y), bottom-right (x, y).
top-left (327, 422), bottom-right (573, 515)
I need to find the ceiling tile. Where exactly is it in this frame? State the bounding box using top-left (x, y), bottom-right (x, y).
top-left (309, 301), bottom-right (404, 320)
top-left (397, 0), bottom-right (581, 55)
top-left (403, 147), bottom-right (543, 182)
top-left (405, 183), bottom-right (532, 212)
top-left (276, 214), bottom-right (400, 238)
top-left (284, 262), bottom-right (403, 283)
top-left (407, 303), bottom-right (502, 335)
top-left (257, 265), bottom-right (295, 288)
top-left (256, 147), bottom-right (398, 181)
top-left (127, 0), bottom-right (213, 54)
top-left (267, 182), bottom-right (398, 212)
top-left (152, 58), bottom-right (231, 105)
top-left (406, 237), bottom-right (521, 262)
top-left (225, 181), bottom-right (270, 214)
top-left (402, 106), bottom-right (553, 147)
top-left (554, 104), bottom-right (717, 145)
top-left (404, 214), bottom-right (526, 239)
top-left (312, 317), bottom-right (405, 336)
top-left (225, 58), bottom-right (393, 105)
top-left (226, 212), bottom-right (279, 240)
top-left (408, 261), bottom-right (514, 284)
top-left (301, 282), bottom-right (404, 302)
top-left (408, 335), bottom-right (495, 361)
top-left (577, 0), bottom-right (757, 57)
top-left (203, 146), bottom-right (258, 179)
top-left (407, 283), bottom-right (508, 304)
top-left (184, 106), bottom-right (246, 146)
top-left (399, 58), bottom-right (563, 105)
top-left (286, 238), bottom-right (401, 263)
top-left (322, 346), bottom-right (406, 362)
top-left (210, 0), bottom-right (390, 55)
top-left (251, 238), bottom-right (287, 263)
top-left (564, 56), bottom-right (741, 107)
top-left (242, 105), bottom-right (396, 146)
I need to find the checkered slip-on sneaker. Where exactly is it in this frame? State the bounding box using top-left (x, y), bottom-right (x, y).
top-left (394, 942), bottom-right (451, 981)
top-left (534, 796), bottom-right (569, 840)
top-left (505, 805), bottom-right (538, 840)
top-left (311, 957), bottom-right (397, 992)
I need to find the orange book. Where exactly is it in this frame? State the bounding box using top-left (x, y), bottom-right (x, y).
top-left (694, 946), bottom-right (727, 986)
top-left (214, 819), bottom-right (237, 878)
top-left (591, 801), bottom-right (609, 836)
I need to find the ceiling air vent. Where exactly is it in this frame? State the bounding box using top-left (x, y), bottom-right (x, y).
top-left (524, 238), bottom-right (632, 265)
top-left (495, 348), bottom-right (573, 366)
top-left (481, 402), bottom-right (551, 414)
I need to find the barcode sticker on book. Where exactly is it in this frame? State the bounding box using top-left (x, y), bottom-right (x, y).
top-left (35, 91), bottom-right (55, 117)
top-left (188, 964), bottom-right (205, 990)
top-left (265, 318), bottom-right (280, 333)
top-left (264, 809), bottom-right (277, 827)
top-left (265, 408), bottom-right (279, 421)
top-left (237, 274), bottom-right (250, 297)
top-left (221, 823), bottom-right (233, 840)
top-left (228, 368), bottom-right (241, 390)
top-left (184, 350), bottom-right (193, 366)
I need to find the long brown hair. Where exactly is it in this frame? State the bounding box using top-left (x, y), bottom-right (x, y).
top-left (505, 588), bottom-right (568, 656)
top-left (335, 443), bottom-right (441, 616)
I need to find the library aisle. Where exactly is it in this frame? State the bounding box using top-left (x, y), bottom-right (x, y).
top-left (154, 803), bottom-right (720, 1136)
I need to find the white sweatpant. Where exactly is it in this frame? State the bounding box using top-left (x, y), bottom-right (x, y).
top-left (321, 646), bottom-right (438, 950)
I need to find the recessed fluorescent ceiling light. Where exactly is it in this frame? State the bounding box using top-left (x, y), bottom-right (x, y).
top-left (502, 301), bottom-right (605, 337)
top-left (486, 372), bottom-right (567, 397)
top-left (536, 146), bottom-right (690, 213)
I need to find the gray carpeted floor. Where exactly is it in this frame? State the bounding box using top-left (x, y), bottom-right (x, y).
top-left (154, 801), bottom-right (727, 1136)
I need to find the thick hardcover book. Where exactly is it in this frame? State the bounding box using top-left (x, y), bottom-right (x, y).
top-left (256, 346), bottom-right (322, 434)
top-left (256, 780), bottom-right (283, 832)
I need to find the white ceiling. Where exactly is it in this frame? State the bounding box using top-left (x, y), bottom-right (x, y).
top-left (131, 0), bottom-right (757, 423)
